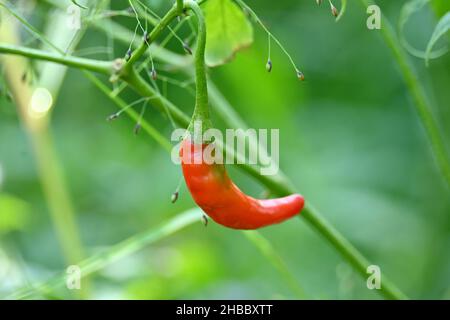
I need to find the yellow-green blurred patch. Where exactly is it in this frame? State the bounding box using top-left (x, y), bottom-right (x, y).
top-left (0, 194), bottom-right (30, 234)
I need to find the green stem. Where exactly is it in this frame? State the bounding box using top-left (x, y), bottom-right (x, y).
top-left (359, 0), bottom-right (450, 189)
top-left (185, 0), bottom-right (211, 133)
top-left (126, 4), bottom-right (179, 66)
top-left (176, 0), bottom-right (184, 14)
top-left (92, 19), bottom-right (190, 68)
top-left (0, 43), bottom-right (112, 74)
top-left (83, 71), bottom-right (173, 152)
top-left (124, 67), bottom-right (190, 125)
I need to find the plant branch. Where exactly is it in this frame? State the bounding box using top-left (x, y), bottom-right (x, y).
top-left (125, 3), bottom-right (179, 66)
top-left (176, 0), bottom-right (184, 14)
top-left (0, 43), bottom-right (113, 74)
top-left (185, 0), bottom-right (210, 131)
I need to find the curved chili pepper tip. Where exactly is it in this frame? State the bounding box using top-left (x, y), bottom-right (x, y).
top-left (330, 3), bottom-right (339, 17)
top-left (180, 139), bottom-right (305, 230)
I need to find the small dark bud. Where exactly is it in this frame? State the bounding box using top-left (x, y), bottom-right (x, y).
top-left (143, 31), bottom-right (150, 42)
top-left (266, 59), bottom-right (272, 72)
top-left (107, 113), bottom-right (119, 121)
top-left (21, 72), bottom-right (27, 83)
top-left (202, 214), bottom-right (208, 227)
top-left (125, 49), bottom-right (132, 61)
top-left (151, 68), bottom-right (157, 81)
top-left (183, 42), bottom-right (193, 55)
top-left (171, 191), bottom-right (179, 203)
top-left (331, 4), bottom-right (339, 17)
top-left (133, 123), bottom-right (141, 135)
top-left (297, 70), bottom-right (305, 81)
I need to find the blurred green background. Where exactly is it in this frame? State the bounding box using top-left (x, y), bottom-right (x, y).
top-left (0, 0), bottom-right (449, 299)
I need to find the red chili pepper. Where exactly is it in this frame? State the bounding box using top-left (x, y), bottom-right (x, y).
top-left (177, 2), bottom-right (304, 229)
top-left (180, 139), bottom-right (305, 229)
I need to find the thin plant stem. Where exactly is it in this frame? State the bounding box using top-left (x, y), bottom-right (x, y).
top-left (83, 71), bottom-right (173, 152)
top-left (0, 43), bottom-right (112, 74)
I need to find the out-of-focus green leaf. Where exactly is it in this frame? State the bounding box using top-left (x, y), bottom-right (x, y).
top-left (399, 0), bottom-right (448, 60)
top-left (202, 0), bottom-right (253, 67)
top-left (0, 194), bottom-right (29, 233)
top-left (425, 12), bottom-right (450, 65)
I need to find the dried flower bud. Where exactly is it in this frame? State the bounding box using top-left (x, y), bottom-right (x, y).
top-left (151, 68), bottom-right (157, 81)
top-left (266, 59), bottom-right (272, 72)
top-left (171, 191), bottom-right (179, 203)
top-left (125, 49), bottom-right (132, 61)
top-left (133, 123), bottom-right (141, 135)
top-left (297, 70), bottom-right (305, 81)
top-left (107, 113), bottom-right (120, 121)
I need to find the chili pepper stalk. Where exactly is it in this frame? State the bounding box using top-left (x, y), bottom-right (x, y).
top-left (185, 0), bottom-right (212, 141)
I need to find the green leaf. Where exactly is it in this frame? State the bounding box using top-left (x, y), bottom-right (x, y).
top-left (202, 0), bottom-right (253, 67)
top-left (425, 12), bottom-right (450, 65)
